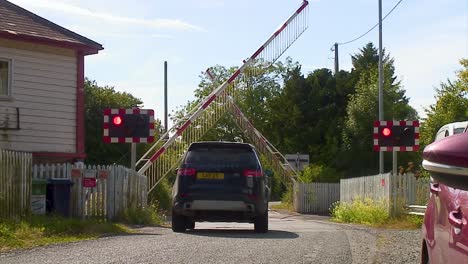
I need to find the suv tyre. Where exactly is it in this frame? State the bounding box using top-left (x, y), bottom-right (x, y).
top-left (172, 210), bottom-right (186, 233)
top-left (186, 220), bottom-right (195, 230)
top-left (254, 211), bottom-right (268, 233)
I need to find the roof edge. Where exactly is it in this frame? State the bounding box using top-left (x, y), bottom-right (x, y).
top-left (0, 31), bottom-right (101, 55)
top-left (1, 0), bottom-right (103, 50)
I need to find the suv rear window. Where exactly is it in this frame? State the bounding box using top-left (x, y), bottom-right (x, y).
top-left (184, 146), bottom-right (258, 167)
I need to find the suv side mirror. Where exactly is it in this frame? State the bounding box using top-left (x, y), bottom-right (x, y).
top-left (264, 169), bottom-right (273, 177)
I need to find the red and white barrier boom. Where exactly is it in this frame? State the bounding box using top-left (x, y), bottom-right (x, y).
top-left (137, 1), bottom-right (310, 193)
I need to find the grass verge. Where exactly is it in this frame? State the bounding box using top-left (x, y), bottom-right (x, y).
top-left (270, 202), bottom-right (294, 211)
top-left (330, 199), bottom-right (423, 229)
top-left (0, 205), bottom-right (166, 252)
top-left (376, 214), bottom-right (423, 229)
top-left (0, 215), bottom-right (132, 253)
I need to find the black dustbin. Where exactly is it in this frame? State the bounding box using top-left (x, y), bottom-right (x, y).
top-left (46, 179), bottom-right (73, 217)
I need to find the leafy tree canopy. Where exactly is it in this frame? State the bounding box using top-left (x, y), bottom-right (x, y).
top-left (84, 79), bottom-right (164, 165)
top-left (420, 59), bottom-right (468, 148)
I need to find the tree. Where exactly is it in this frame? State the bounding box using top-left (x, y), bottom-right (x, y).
top-left (342, 43), bottom-right (418, 176)
top-left (170, 58), bottom-right (298, 142)
top-left (420, 59), bottom-right (468, 148)
top-left (265, 66), bottom-right (308, 153)
top-left (351, 43), bottom-right (380, 74)
top-left (84, 79), bottom-right (164, 165)
top-left (265, 65), bottom-right (356, 172)
top-left (299, 164), bottom-right (343, 183)
top-left (170, 65), bottom-right (244, 142)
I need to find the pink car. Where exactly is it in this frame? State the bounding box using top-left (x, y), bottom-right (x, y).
top-left (421, 132), bottom-right (468, 263)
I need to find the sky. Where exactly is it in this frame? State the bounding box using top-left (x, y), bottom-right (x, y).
top-left (10, 0), bottom-right (468, 126)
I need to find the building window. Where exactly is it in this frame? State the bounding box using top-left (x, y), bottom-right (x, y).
top-left (0, 59), bottom-right (11, 97)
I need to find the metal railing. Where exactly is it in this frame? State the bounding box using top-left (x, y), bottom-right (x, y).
top-left (405, 205), bottom-right (427, 216)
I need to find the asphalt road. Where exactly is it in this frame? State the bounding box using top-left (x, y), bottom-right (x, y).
top-left (0, 210), bottom-right (421, 264)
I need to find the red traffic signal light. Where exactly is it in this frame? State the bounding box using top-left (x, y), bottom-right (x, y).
top-left (113, 116), bottom-right (123, 126)
top-left (382, 127), bottom-right (391, 137)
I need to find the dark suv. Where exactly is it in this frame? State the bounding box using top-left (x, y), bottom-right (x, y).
top-left (171, 141), bottom-right (270, 233)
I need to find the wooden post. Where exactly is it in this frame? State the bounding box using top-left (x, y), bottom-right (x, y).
top-left (107, 166), bottom-right (114, 220)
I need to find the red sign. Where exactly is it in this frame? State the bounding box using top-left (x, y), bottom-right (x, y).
top-left (71, 169), bottom-right (82, 178)
top-left (82, 177), bottom-right (97, 188)
top-left (381, 179), bottom-right (386, 187)
top-left (98, 170), bottom-right (109, 179)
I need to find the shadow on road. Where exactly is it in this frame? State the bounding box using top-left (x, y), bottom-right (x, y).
top-left (186, 229), bottom-right (299, 239)
top-left (100, 232), bottom-right (162, 238)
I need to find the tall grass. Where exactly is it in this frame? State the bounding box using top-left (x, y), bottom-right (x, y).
top-left (119, 204), bottom-right (164, 225)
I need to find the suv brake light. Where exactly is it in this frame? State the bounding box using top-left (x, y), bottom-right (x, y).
top-left (243, 169), bottom-right (262, 177)
top-left (178, 168), bottom-right (196, 176)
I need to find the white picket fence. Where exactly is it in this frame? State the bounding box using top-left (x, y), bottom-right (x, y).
top-left (295, 182), bottom-right (340, 214)
top-left (340, 173), bottom-right (430, 214)
top-left (32, 163), bottom-right (147, 220)
top-left (0, 149), bottom-right (32, 219)
top-left (340, 173), bottom-right (391, 203)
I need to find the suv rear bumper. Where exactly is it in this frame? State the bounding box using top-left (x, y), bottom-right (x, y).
top-left (187, 200), bottom-right (254, 211)
top-left (173, 196), bottom-right (268, 222)
top-left (173, 200), bottom-right (256, 215)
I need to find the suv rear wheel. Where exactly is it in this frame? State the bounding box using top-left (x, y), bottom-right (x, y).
top-left (172, 211), bottom-right (186, 233)
top-left (186, 219), bottom-right (195, 230)
top-left (254, 211), bottom-right (268, 233)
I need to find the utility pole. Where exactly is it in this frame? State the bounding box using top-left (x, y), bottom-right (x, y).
top-left (164, 61), bottom-right (168, 134)
top-left (334, 43), bottom-right (339, 74)
top-left (378, 0), bottom-right (384, 174)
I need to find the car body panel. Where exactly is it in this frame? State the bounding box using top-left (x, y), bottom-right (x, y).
top-left (423, 133), bottom-right (468, 191)
top-left (422, 131), bottom-right (468, 263)
top-left (450, 192), bottom-right (468, 262)
top-left (424, 133), bottom-right (468, 169)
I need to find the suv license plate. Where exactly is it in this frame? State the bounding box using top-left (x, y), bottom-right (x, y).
top-left (197, 172), bottom-right (224, 180)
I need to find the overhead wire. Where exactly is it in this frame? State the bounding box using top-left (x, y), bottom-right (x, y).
top-left (336, 0), bottom-right (405, 46)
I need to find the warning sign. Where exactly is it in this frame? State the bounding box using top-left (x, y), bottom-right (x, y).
top-left (82, 177), bottom-right (97, 188)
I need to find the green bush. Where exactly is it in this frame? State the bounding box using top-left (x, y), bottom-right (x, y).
top-left (148, 177), bottom-right (172, 212)
top-left (331, 198), bottom-right (389, 226)
top-left (120, 204), bottom-right (163, 225)
top-left (259, 155), bottom-right (286, 201)
top-left (405, 214), bottom-right (424, 227)
top-left (299, 164), bottom-right (343, 183)
top-left (281, 186), bottom-right (294, 206)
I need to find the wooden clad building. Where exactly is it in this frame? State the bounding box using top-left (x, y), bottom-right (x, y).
top-left (0, 0), bottom-right (103, 163)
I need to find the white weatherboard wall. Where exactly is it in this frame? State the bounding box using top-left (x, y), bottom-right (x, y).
top-left (0, 39), bottom-right (77, 153)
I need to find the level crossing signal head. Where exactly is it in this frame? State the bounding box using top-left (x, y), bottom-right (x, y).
top-left (374, 121), bottom-right (419, 151)
top-left (103, 108), bottom-right (155, 143)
